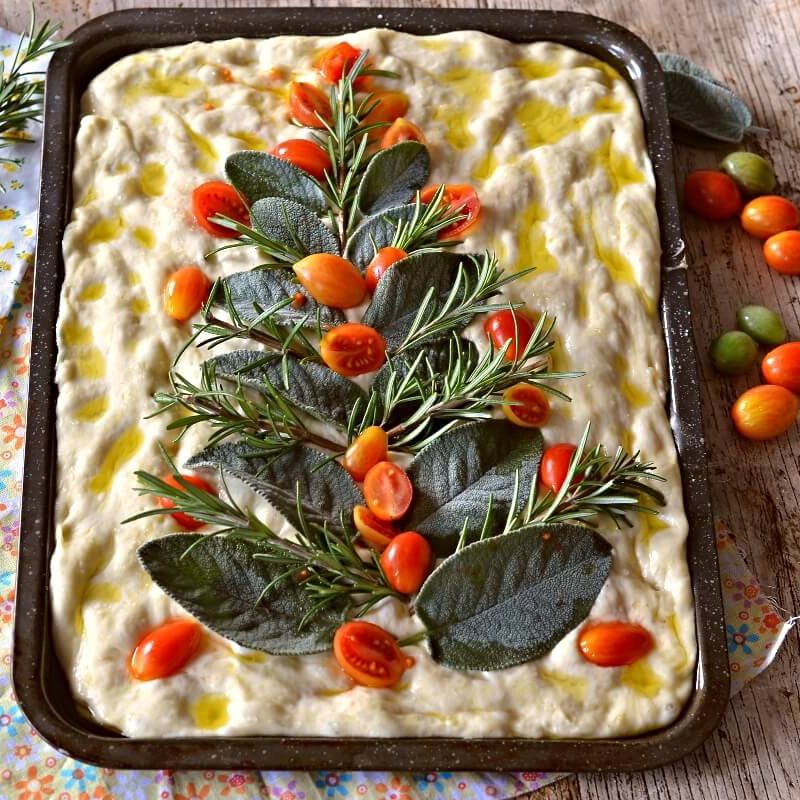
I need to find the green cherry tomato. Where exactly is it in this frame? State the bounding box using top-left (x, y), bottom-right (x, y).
top-left (710, 331), bottom-right (758, 376)
top-left (719, 152), bottom-right (776, 196)
top-left (736, 305), bottom-right (788, 346)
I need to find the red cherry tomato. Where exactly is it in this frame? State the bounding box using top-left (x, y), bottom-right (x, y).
top-left (191, 181), bottom-right (249, 237)
top-left (317, 42), bottom-right (372, 90)
top-left (332, 621), bottom-right (412, 688)
top-left (420, 184), bottom-right (482, 239)
top-left (502, 383), bottom-right (551, 427)
top-left (129, 619), bottom-right (203, 681)
top-left (292, 253), bottom-right (366, 309)
top-left (157, 474), bottom-right (216, 530)
top-left (343, 426), bottom-right (388, 481)
top-left (762, 342), bottom-right (800, 393)
top-left (380, 118), bottom-right (426, 149)
top-left (288, 81), bottom-right (333, 128)
top-left (380, 531), bottom-right (433, 595)
top-left (483, 309), bottom-right (535, 361)
top-left (362, 461), bottom-right (413, 522)
top-left (320, 323), bottom-right (387, 377)
top-left (740, 195), bottom-right (800, 239)
top-left (683, 170), bottom-right (741, 221)
top-left (577, 622), bottom-right (654, 667)
top-left (731, 384), bottom-right (798, 440)
top-left (365, 246), bottom-right (408, 294)
top-left (360, 91), bottom-right (410, 138)
top-left (269, 139), bottom-right (332, 182)
top-left (353, 505), bottom-right (396, 551)
top-left (540, 443), bottom-right (578, 494)
top-left (763, 230), bottom-right (800, 275)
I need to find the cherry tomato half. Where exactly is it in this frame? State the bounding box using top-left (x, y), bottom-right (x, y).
top-left (577, 621), bottom-right (654, 667)
top-left (683, 170), bottom-right (741, 221)
top-left (764, 230), bottom-right (800, 275)
top-left (191, 180), bottom-right (249, 237)
top-left (360, 91), bottom-right (410, 137)
top-left (483, 309), bottom-right (535, 362)
top-left (762, 342), bottom-right (800, 393)
top-left (269, 139), bottom-right (332, 182)
top-left (293, 253), bottom-right (366, 309)
top-left (317, 42), bottom-right (372, 90)
top-left (157, 473), bottom-right (216, 530)
top-left (320, 323), bottom-right (387, 377)
top-left (343, 426), bottom-right (388, 481)
top-left (363, 461), bottom-right (413, 522)
top-left (353, 505), bottom-right (396, 551)
top-left (129, 619), bottom-right (203, 681)
top-left (288, 81), bottom-right (333, 128)
top-left (540, 443), bottom-right (578, 494)
top-left (163, 266), bottom-right (211, 322)
top-left (380, 118), bottom-right (425, 149)
top-left (332, 621), bottom-right (412, 688)
top-left (740, 195), bottom-right (800, 239)
top-left (365, 246), bottom-right (407, 294)
top-left (502, 383), bottom-right (551, 428)
top-left (380, 531), bottom-right (433, 595)
top-left (731, 384), bottom-right (798, 440)
top-left (420, 183), bottom-right (482, 239)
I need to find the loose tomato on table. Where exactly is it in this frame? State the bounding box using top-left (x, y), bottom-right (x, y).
top-left (353, 505), bottom-right (396, 551)
top-left (577, 621), bottom-right (654, 667)
top-left (380, 531), bottom-right (433, 595)
top-left (288, 81), bottom-right (333, 128)
top-left (191, 180), bottom-right (249, 237)
top-left (731, 384), bottom-right (799, 440)
top-left (380, 118), bottom-right (426, 149)
top-left (333, 621), bottom-right (413, 688)
top-left (317, 42), bottom-right (372, 90)
top-left (293, 253), bottom-right (366, 308)
top-left (163, 266), bottom-right (212, 322)
top-left (764, 229), bottom-right (800, 275)
top-left (539, 443), bottom-right (578, 494)
top-left (269, 139), bottom-right (332, 182)
top-left (129, 619), bottom-right (203, 681)
top-left (501, 383), bottom-right (551, 428)
top-left (365, 246), bottom-right (407, 293)
top-left (343, 426), bottom-right (388, 481)
top-left (420, 184), bottom-right (481, 239)
top-left (683, 170), bottom-right (741, 221)
top-left (483, 308), bottom-right (535, 362)
top-left (320, 322), bottom-right (387, 376)
top-left (363, 461), bottom-right (413, 522)
top-left (157, 474), bottom-right (217, 530)
top-left (740, 195), bottom-right (800, 239)
top-left (762, 342), bottom-right (800, 393)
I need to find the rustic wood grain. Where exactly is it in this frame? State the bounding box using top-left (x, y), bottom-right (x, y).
top-left (2, 0), bottom-right (799, 798)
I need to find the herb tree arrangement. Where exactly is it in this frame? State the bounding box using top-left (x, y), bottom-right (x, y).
top-left (128, 44), bottom-right (666, 688)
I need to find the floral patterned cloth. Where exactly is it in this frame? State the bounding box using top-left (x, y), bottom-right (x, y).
top-left (0, 27), bottom-right (796, 800)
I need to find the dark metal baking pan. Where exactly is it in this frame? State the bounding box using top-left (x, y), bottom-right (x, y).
top-left (15, 6), bottom-right (729, 772)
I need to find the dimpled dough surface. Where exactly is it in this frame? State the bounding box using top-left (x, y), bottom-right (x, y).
top-left (53, 29), bottom-right (696, 738)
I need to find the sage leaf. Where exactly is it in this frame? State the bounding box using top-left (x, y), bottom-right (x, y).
top-left (186, 442), bottom-right (362, 534)
top-left (416, 523), bottom-right (612, 670)
top-left (251, 197), bottom-right (339, 259)
top-left (656, 53), bottom-right (756, 142)
top-left (226, 151), bottom-right (327, 213)
top-left (345, 204), bottom-right (417, 268)
top-left (407, 419), bottom-right (543, 555)
top-left (138, 534), bottom-right (345, 654)
top-left (356, 142), bottom-right (430, 216)
top-left (210, 349), bottom-right (367, 429)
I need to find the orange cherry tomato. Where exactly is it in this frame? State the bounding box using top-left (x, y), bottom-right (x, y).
top-left (740, 195), bottom-right (800, 239)
top-left (353, 505), bottom-right (397, 551)
top-left (483, 309), bottom-right (535, 361)
top-left (163, 266), bottom-right (212, 322)
top-left (539, 443), bottom-right (578, 494)
top-left (731, 384), bottom-right (798, 440)
top-left (320, 323), bottom-right (387, 377)
top-left (380, 531), bottom-right (433, 595)
top-left (317, 42), bottom-right (372, 90)
top-left (360, 91), bottom-right (410, 136)
top-left (762, 342), bottom-right (800, 393)
top-left (129, 619), bottom-right (203, 681)
top-left (363, 461), bottom-right (413, 522)
top-left (343, 426), bottom-right (389, 481)
top-left (502, 383), bottom-right (551, 428)
top-left (293, 253), bottom-right (366, 309)
top-left (332, 620), bottom-right (412, 688)
top-left (365, 246), bottom-right (407, 294)
top-left (577, 621), bottom-right (654, 667)
top-left (157, 474), bottom-right (216, 530)
top-left (420, 183), bottom-right (482, 239)
top-left (191, 180), bottom-right (249, 237)
top-left (288, 81), bottom-right (333, 128)
top-left (763, 230), bottom-right (800, 275)
top-left (380, 118), bottom-right (425, 149)
top-left (682, 170), bottom-right (741, 221)
top-left (269, 139), bottom-right (332, 182)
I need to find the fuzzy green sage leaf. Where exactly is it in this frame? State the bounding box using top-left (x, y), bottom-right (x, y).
top-left (356, 141), bottom-right (431, 216)
top-left (345, 204), bottom-right (418, 268)
top-left (250, 197), bottom-right (339, 260)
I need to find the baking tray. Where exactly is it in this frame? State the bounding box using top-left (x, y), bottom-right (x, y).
top-left (14, 6), bottom-right (730, 772)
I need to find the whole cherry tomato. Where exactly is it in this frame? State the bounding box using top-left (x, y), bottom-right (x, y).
top-left (317, 42), bottom-right (372, 90)
top-left (343, 426), bottom-right (388, 481)
top-left (332, 620), bottom-right (412, 688)
top-left (191, 180), bottom-right (249, 237)
top-left (163, 266), bottom-right (212, 322)
top-left (269, 139), bottom-right (332, 182)
top-left (129, 619), bottom-right (203, 681)
top-left (501, 383), bottom-right (551, 427)
top-left (288, 81), bottom-right (333, 128)
top-left (365, 246), bottom-right (407, 294)
top-left (420, 183), bottom-right (481, 239)
top-left (320, 323), bottom-right (387, 376)
top-left (683, 170), bottom-right (741, 221)
top-left (353, 505), bottom-right (396, 551)
top-left (380, 118), bottom-right (425, 149)
top-left (363, 461), bottom-right (413, 522)
top-left (731, 384), bottom-right (798, 440)
top-left (740, 195), bottom-right (800, 239)
top-left (483, 309), bottom-right (535, 361)
top-left (762, 342), bottom-right (800, 393)
top-left (577, 621), bottom-right (654, 667)
top-left (763, 230), bottom-right (800, 275)
top-left (360, 91), bottom-right (410, 136)
top-left (293, 253), bottom-right (366, 309)
top-left (380, 531), bottom-right (433, 595)
top-left (539, 443), bottom-right (578, 494)
top-left (157, 473), bottom-right (216, 530)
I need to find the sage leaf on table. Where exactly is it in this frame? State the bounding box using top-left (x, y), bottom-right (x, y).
top-left (656, 52), bottom-right (758, 142)
top-left (345, 204), bottom-right (418, 267)
top-left (138, 534), bottom-right (345, 654)
top-left (186, 442), bottom-right (362, 533)
top-left (251, 197), bottom-right (339, 259)
top-left (406, 419), bottom-right (543, 555)
top-left (210, 349), bottom-right (367, 429)
top-left (226, 151), bottom-right (328, 213)
top-left (415, 523), bottom-right (613, 670)
top-left (356, 141), bottom-right (430, 216)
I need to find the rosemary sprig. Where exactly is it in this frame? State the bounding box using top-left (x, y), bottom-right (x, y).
top-left (206, 215), bottom-right (310, 264)
top-left (390, 185), bottom-right (467, 255)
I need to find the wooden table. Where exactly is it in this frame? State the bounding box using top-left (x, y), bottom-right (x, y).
top-left (3, 0), bottom-right (799, 797)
